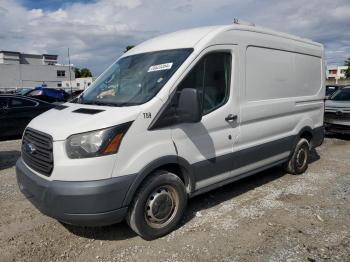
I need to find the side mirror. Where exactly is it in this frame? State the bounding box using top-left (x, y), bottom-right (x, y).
top-left (177, 88), bottom-right (202, 123)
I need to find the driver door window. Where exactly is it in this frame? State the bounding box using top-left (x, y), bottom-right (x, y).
top-left (177, 52), bottom-right (231, 114)
top-left (9, 98), bottom-right (36, 108)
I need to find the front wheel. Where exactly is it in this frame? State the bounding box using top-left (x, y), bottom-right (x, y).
top-left (283, 138), bottom-right (310, 175)
top-left (126, 171), bottom-right (187, 240)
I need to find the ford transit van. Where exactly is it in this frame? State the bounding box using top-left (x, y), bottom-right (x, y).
top-left (16, 23), bottom-right (325, 240)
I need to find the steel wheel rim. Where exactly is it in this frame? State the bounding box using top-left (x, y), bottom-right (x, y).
top-left (144, 185), bottom-right (179, 229)
top-left (296, 145), bottom-right (307, 169)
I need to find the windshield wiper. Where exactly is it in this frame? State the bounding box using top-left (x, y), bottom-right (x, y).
top-left (78, 100), bottom-right (139, 107)
top-left (113, 102), bottom-right (139, 107)
top-left (86, 101), bottom-right (118, 107)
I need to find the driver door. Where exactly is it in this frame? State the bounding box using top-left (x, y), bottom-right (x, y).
top-left (171, 45), bottom-right (240, 190)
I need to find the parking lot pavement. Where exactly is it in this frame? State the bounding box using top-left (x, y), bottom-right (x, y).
top-left (0, 137), bottom-right (349, 261)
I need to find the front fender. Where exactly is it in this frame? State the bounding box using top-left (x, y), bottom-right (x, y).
top-left (122, 155), bottom-right (195, 207)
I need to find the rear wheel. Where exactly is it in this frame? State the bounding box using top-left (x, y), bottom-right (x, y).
top-left (284, 138), bottom-right (310, 175)
top-left (126, 171), bottom-right (187, 240)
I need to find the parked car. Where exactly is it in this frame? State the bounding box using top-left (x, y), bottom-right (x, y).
top-left (325, 86), bottom-right (350, 134)
top-left (16, 88), bottom-right (34, 96)
top-left (0, 89), bottom-right (16, 94)
top-left (0, 95), bottom-right (54, 139)
top-left (16, 23), bottom-right (325, 240)
top-left (25, 86), bottom-right (69, 103)
top-left (326, 85), bottom-right (343, 98)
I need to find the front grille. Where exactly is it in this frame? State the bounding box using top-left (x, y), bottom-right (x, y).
top-left (325, 112), bottom-right (350, 121)
top-left (22, 128), bottom-right (53, 176)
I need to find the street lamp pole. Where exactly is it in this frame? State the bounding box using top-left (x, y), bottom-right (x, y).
top-left (68, 48), bottom-right (72, 94)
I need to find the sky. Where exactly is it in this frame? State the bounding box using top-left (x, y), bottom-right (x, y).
top-left (0, 0), bottom-right (349, 75)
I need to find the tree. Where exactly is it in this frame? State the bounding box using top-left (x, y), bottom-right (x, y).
top-left (74, 67), bottom-right (92, 78)
top-left (80, 68), bottom-right (92, 77)
top-left (345, 57), bottom-right (350, 79)
top-left (124, 45), bottom-right (135, 53)
top-left (74, 67), bottom-right (81, 78)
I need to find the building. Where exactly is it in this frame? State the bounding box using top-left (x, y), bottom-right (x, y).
top-left (0, 51), bottom-right (75, 90)
top-left (326, 65), bottom-right (348, 81)
top-left (61, 77), bottom-right (96, 90)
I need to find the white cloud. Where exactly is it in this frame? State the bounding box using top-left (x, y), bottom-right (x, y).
top-left (0, 0), bottom-right (349, 74)
top-left (48, 8), bottom-right (68, 21)
top-left (28, 8), bottom-right (44, 19)
top-left (331, 5), bottom-right (350, 18)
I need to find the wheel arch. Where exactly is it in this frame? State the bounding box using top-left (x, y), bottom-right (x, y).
top-left (122, 156), bottom-right (195, 207)
top-left (297, 125), bottom-right (324, 149)
top-left (299, 127), bottom-right (313, 143)
top-left (287, 126), bottom-right (312, 159)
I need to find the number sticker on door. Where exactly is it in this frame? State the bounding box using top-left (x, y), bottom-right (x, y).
top-left (143, 112), bottom-right (152, 119)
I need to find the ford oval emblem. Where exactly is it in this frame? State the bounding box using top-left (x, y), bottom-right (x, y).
top-left (24, 142), bottom-right (37, 154)
top-left (335, 110), bottom-right (343, 116)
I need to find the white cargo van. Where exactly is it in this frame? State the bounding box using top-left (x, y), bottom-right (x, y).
top-left (16, 23), bottom-right (325, 240)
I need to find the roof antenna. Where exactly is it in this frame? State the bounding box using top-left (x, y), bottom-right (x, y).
top-left (233, 18), bottom-right (255, 26)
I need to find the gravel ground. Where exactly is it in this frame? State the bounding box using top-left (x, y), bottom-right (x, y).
top-left (0, 136), bottom-right (349, 262)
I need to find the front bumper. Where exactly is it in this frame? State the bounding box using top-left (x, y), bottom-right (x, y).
top-left (325, 122), bottom-right (350, 135)
top-left (16, 158), bottom-right (136, 226)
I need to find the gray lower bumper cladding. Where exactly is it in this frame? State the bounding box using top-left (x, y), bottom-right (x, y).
top-left (16, 158), bottom-right (136, 226)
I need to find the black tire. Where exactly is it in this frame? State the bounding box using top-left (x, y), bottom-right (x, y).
top-left (126, 170), bottom-right (187, 240)
top-left (283, 138), bottom-right (310, 175)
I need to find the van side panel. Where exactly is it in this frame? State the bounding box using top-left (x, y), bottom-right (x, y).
top-left (238, 44), bottom-right (324, 146)
top-left (246, 47), bottom-right (322, 100)
top-left (234, 32), bottom-right (324, 175)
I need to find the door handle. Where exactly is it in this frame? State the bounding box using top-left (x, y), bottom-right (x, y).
top-left (225, 114), bottom-right (237, 122)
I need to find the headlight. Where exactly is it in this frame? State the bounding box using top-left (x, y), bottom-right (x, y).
top-left (66, 122), bottom-right (132, 159)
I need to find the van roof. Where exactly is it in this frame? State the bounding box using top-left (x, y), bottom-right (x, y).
top-left (125, 24), bottom-right (323, 56)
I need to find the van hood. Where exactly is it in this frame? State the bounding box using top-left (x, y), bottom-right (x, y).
top-left (27, 102), bottom-right (141, 141)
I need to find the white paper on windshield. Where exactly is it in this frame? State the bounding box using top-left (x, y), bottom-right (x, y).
top-left (148, 63), bottom-right (173, 72)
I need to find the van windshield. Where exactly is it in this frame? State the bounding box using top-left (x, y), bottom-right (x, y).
top-left (78, 48), bottom-right (193, 106)
top-left (330, 87), bottom-right (350, 101)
